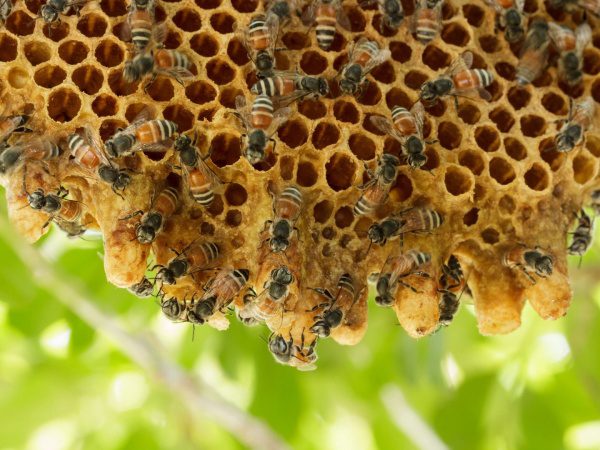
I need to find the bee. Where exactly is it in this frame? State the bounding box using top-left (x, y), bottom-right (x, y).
top-left (301, 0), bottom-right (350, 50)
top-left (266, 0), bottom-right (298, 23)
top-left (374, 250), bottom-right (431, 306)
top-left (251, 70), bottom-right (330, 104)
top-left (233, 95), bottom-right (291, 165)
top-left (160, 296), bottom-right (185, 321)
top-left (547, 0), bottom-right (600, 16)
top-left (420, 51), bottom-right (494, 108)
top-left (412, 0), bottom-right (443, 44)
top-left (105, 117), bottom-right (177, 158)
top-left (174, 133), bottom-right (221, 207)
top-left (548, 22), bottom-right (591, 87)
top-left (0, 113), bottom-right (31, 144)
top-left (128, 277), bottom-right (154, 298)
top-left (485, 0), bottom-right (525, 43)
top-left (555, 97), bottom-right (595, 153)
top-left (241, 14), bottom-right (280, 79)
top-left (503, 244), bottom-right (554, 283)
top-left (67, 128), bottom-right (132, 195)
top-left (353, 154), bottom-right (400, 216)
top-left (123, 49), bottom-right (193, 89)
top-left (339, 38), bottom-right (391, 96)
top-left (516, 19), bottom-right (550, 85)
top-left (0, 137), bottom-right (61, 176)
top-left (123, 186), bottom-right (180, 244)
top-left (154, 241), bottom-right (220, 286)
top-left (39, 0), bottom-right (91, 24)
top-left (308, 273), bottom-right (358, 338)
top-left (437, 255), bottom-right (467, 325)
top-left (264, 185), bottom-right (303, 253)
top-left (368, 207), bottom-right (443, 246)
top-left (125, 0), bottom-right (165, 54)
top-left (361, 0), bottom-right (404, 31)
top-left (568, 209), bottom-right (593, 258)
top-left (24, 185), bottom-right (84, 233)
top-left (268, 333), bottom-right (294, 364)
top-left (590, 190), bottom-right (600, 216)
top-left (241, 266), bottom-right (295, 323)
top-left (0, 0), bottom-right (12, 25)
top-left (369, 102), bottom-right (429, 170)
top-left (187, 269), bottom-right (250, 325)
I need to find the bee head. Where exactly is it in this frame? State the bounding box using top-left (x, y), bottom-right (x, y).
top-left (27, 189), bottom-right (47, 210)
top-left (129, 278), bottom-right (154, 298)
top-left (367, 224), bottom-right (384, 244)
top-left (272, 266), bottom-right (293, 285)
top-left (188, 298), bottom-right (215, 324)
top-left (310, 320), bottom-right (331, 338)
top-left (268, 334), bottom-right (292, 363)
top-left (408, 152), bottom-right (428, 169)
top-left (326, 309), bottom-right (343, 328)
top-left (136, 225), bottom-right (156, 244)
top-left (535, 255), bottom-right (554, 277)
top-left (255, 52), bottom-right (273, 72)
top-left (157, 267), bottom-right (176, 285)
top-left (161, 297), bottom-right (183, 321)
top-left (174, 134), bottom-right (191, 151)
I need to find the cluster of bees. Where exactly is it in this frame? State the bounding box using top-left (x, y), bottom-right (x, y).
top-left (0, 0), bottom-right (599, 369)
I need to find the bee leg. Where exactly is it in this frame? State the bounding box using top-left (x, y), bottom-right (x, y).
top-left (111, 185), bottom-right (126, 200)
top-left (56, 186), bottom-right (69, 198)
top-left (143, 74), bottom-right (158, 93)
top-left (412, 271), bottom-right (431, 279)
top-left (398, 279), bottom-right (420, 293)
top-left (517, 265), bottom-right (537, 284)
top-left (453, 95), bottom-right (459, 111)
top-left (119, 210), bottom-right (144, 221)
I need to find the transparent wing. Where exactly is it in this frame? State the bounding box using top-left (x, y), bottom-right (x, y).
top-left (363, 48), bottom-right (391, 76)
top-left (445, 51), bottom-right (473, 77)
top-left (483, 0), bottom-right (504, 13)
top-left (267, 106), bottom-right (292, 136)
top-left (410, 102), bottom-right (425, 138)
top-left (198, 157), bottom-right (222, 189)
top-left (547, 22), bottom-right (571, 52)
top-left (234, 95), bottom-right (253, 130)
top-left (300, 1), bottom-right (316, 25)
top-left (265, 12), bottom-right (280, 56)
top-left (369, 115), bottom-right (405, 142)
top-left (575, 22), bottom-right (592, 55)
top-left (84, 126), bottom-right (113, 167)
top-left (156, 67), bottom-right (194, 82)
top-left (336, 0), bottom-right (352, 30)
top-left (514, 0), bottom-right (525, 12)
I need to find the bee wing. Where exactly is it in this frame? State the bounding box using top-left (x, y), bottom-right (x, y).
top-left (198, 156), bottom-right (222, 189)
top-left (445, 51), bottom-right (473, 77)
top-left (362, 48), bottom-right (392, 76)
top-left (156, 66), bottom-right (194, 82)
top-left (234, 95), bottom-right (253, 130)
top-left (410, 102), bottom-right (426, 138)
top-left (483, 0), bottom-right (504, 13)
top-left (265, 12), bottom-right (281, 56)
top-left (336, 1), bottom-right (352, 30)
top-left (152, 21), bottom-right (167, 48)
top-left (575, 22), bottom-right (592, 54)
top-left (514, 0), bottom-right (525, 12)
top-left (547, 22), bottom-right (571, 52)
top-left (126, 107), bottom-right (157, 131)
top-left (267, 107), bottom-right (292, 135)
top-left (300, 1), bottom-right (316, 25)
top-left (369, 115), bottom-right (405, 142)
top-left (83, 126), bottom-right (113, 167)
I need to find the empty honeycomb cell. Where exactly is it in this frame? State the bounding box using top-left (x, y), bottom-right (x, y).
top-left (125, 103), bottom-right (150, 122)
top-left (7, 67), bottom-right (28, 89)
top-left (231, 0), bottom-right (258, 13)
top-left (333, 100), bottom-right (359, 124)
top-left (424, 102), bottom-right (446, 118)
top-left (489, 157), bottom-right (516, 185)
top-left (34, 65), bottom-right (67, 89)
top-left (475, 126), bottom-right (500, 152)
top-left (24, 0), bottom-right (41, 13)
top-left (532, 71), bottom-right (553, 88)
top-left (354, 217), bottom-right (373, 238)
top-left (587, 136), bottom-right (600, 157)
top-left (499, 195), bottom-right (516, 214)
top-left (458, 150), bottom-right (484, 175)
top-left (210, 133), bottom-right (241, 167)
top-left (371, 61), bottom-right (396, 84)
top-left (504, 137), bottom-right (527, 161)
top-left (219, 86), bottom-right (243, 108)
top-left (385, 88), bottom-right (412, 110)
top-left (333, 53), bottom-right (349, 72)
top-left (224, 183), bottom-right (247, 206)
top-left (279, 155), bottom-right (295, 180)
top-left (197, 108), bottom-right (216, 121)
top-left (311, 122), bottom-right (340, 150)
top-left (357, 82), bottom-right (381, 106)
top-left (479, 35), bottom-right (500, 53)
top-left (172, 9), bottom-right (202, 32)
top-left (95, 40), bottom-right (124, 67)
top-left (404, 71), bottom-right (428, 90)
top-left (57, 40), bottom-right (88, 65)
top-left (524, 163), bottom-right (550, 191)
top-left (335, 207), bottom-right (354, 229)
top-left (389, 41), bottom-right (412, 63)
top-left (463, 208), bottom-right (479, 226)
top-left (322, 226), bottom-right (335, 240)
top-left (489, 107), bottom-right (515, 133)
top-left (363, 114), bottom-right (385, 136)
top-left (227, 38), bottom-right (250, 66)
top-left (300, 51), bottom-right (328, 75)
top-left (495, 62), bottom-right (516, 81)
top-left (595, 34), bottom-right (600, 49)
top-left (274, 52), bottom-right (291, 72)
top-left (486, 80), bottom-right (502, 102)
top-left (349, 134), bottom-right (376, 161)
top-left (100, 0), bottom-right (127, 16)
top-left (444, 166), bottom-right (472, 196)
top-left (206, 195), bottom-right (224, 216)
top-left (196, 0), bottom-right (221, 8)
top-left (43, 22), bottom-right (70, 41)
top-left (160, 30), bottom-right (181, 49)
top-left (558, 80), bottom-right (584, 99)
top-left (421, 45), bottom-right (451, 71)
top-left (163, 105), bottom-right (195, 132)
top-left (313, 200), bottom-right (333, 224)
top-left (457, 103), bottom-right (481, 125)
top-left (438, 121), bottom-right (462, 150)
top-left (441, 22), bottom-right (470, 47)
top-left (112, 21), bottom-right (128, 43)
top-left (419, 148), bottom-right (438, 171)
top-left (297, 161), bottom-right (318, 187)
top-left (591, 80), bottom-right (600, 103)
top-left (71, 65), bottom-right (104, 95)
top-left (24, 41), bottom-right (51, 66)
top-left (200, 221), bottom-right (215, 235)
top-left (507, 86), bottom-right (531, 110)
top-left (326, 153), bottom-right (356, 191)
top-left (92, 94), bottom-right (118, 117)
top-left (186, 80), bottom-right (217, 105)
top-left (541, 92), bottom-right (567, 115)
top-left (327, 33), bottom-right (347, 53)
top-left (278, 119), bottom-right (309, 148)
top-left (6, 11), bottom-right (35, 36)
top-left (524, 0), bottom-right (539, 12)
top-left (520, 115), bottom-right (546, 138)
top-left (0, 34), bottom-right (17, 62)
top-left (210, 12), bottom-right (235, 33)
top-left (253, 151), bottom-right (278, 172)
top-left (539, 138), bottom-right (565, 171)
top-left (282, 32), bottom-right (309, 50)
top-left (383, 137), bottom-right (403, 159)
top-left (343, 5), bottom-right (366, 32)
top-left (462, 3), bottom-right (484, 27)
top-left (206, 58), bottom-right (235, 85)
top-left (298, 99), bottom-right (327, 119)
top-left (481, 228), bottom-right (500, 244)
top-left (98, 119), bottom-right (126, 141)
top-left (190, 33), bottom-right (220, 58)
top-left (583, 49), bottom-right (600, 75)
top-left (146, 78), bottom-right (174, 101)
top-left (77, 14), bottom-right (108, 37)
top-left (47, 88), bottom-right (81, 122)
top-left (572, 154), bottom-right (596, 185)
top-left (389, 172), bottom-right (413, 202)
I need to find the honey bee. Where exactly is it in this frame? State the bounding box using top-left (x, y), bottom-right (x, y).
top-left (353, 153), bottom-right (400, 216)
top-left (125, 0), bottom-right (165, 54)
top-left (374, 250), bottom-right (431, 306)
top-left (154, 241), bottom-right (220, 286)
top-left (0, 136), bottom-right (61, 176)
top-left (0, 113), bottom-right (31, 144)
top-left (123, 186), bottom-right (180, 244)
top-left (265, 185), bottom-right (303, 253)
top-left (24, 184), bottom-right (85, 233)
top-left (241, 14), bottom-right (280, 79)
top-left (174, 133), bottom-right (221, 207)
top-left (548, 0), bottom-right (600, 16)
top-left (485, 0), bottom-right (525, 43)
top-left (568, 209), bottom-right (593, 259)
top-left (437, 255), bottom-right (467, 325)
top-left (233, 95), bottom-right (291, 165)
top-left (516, 19), bottom-right (550, 85)
top-left (555, 97), bottom-right (595, 153)
top-left (160, 296), bottom-right (185, 321)
top-left (369, 102), bottom-right (429, 170)
top-left (268, 333), bottom-right (294, 364)
top-left (503, 244), bottom-right (554, 283)
top-left (308, 273), bottom-right (358, 338)
top-left (301, 0), bottom-right (351, 50)
top-left (241, 266), bottom-right (295, 324)
top-left (548, 22), bottom-right (591, 86)
top-left (123, 49), bottom-right (193, 89)
top-left (186, 269), bottom-right (250, 325)
top-left (0, 0), bottom-right (12, 25)
top-left (338, 38), bottom-right (391, 96)
top-left (368, 207), bottom-right (443, 246)
top-left (67, 128), bottom-right (132, 195)
top-left (128, 276), bottom-right (154, 298)
top-left (266, 0), bottom-right (298, 23)
top-left (412, 0), bottom-right (443, 44)
top-left (105, 117), bottom-right (177, 157)
top-left (361, 0), bottom-right (404, 31)
top-left (420, 51), bottom-right (494, 108)
top-left (590, 190), bottom-right (600, 215)
top-left (251, 70), bottom-right (330, 104)
top-left (39, 0), bottom-right (91, 24)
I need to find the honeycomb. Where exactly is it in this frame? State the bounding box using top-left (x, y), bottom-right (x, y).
top-left (1, 0), bottom-right (599, 369)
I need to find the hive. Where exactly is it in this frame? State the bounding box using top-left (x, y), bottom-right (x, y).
top-left (0, 0), bottom-right (599, 369)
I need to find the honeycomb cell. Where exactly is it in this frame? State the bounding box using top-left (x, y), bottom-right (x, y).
top-left (520, 115), bottom-right (546, 138)
top-left (217, 86), bottom-right (242, 109)
top-left (186, 80), bottom-right (217, 105)
top-left (371, 61), bottom-right (396, 84)
top-left (481, 228), bottom-right (500, 244)
top-left (457, 103), bottom-right (481, 125)
top-left (99, 119), bottom-right (127, 141)
top-left (206, 58), bottom-right (235, 85)
top-left (349, 134), bottom-right (376, 161)
top-left (441, 22), bottom-right (470, 47)
top-left (197, 108), bottom-right (216, 122)
top-left (311, 122), bottom-right (340, 150)
top-left (7, 67), bottom-right (28, 89)
top-left (43, 22), bottom-right (70, 41)
top-left (583, 49), bottom-right (600, 75)
top-left (200, 221), bottom-right (215, 235)
top-left (479, 35), bottom-right (500, 53)
top-left (357, 82), bottom-right (382, 106)
top-left (92, 94), bottom-right (118, 117)
top-left (282, 32), bottom-right (309, 50)
top-left (382, 137), bottom-right (402, 159)
top-left (438, 121), bottom-right (462, 150)
top-left (146, 78), bottom-right (174, 102)
top-left (210, 133), bottom-right (241, 167)
top-left (458, 150), bottom-right (484, 175)
top-left (164, 30), bottom-right (183, 50)
top-left (210, 12), bottom-right (235, 33)
top-left (335, 207), bottom-right (354, 229)
top-left (125, 103), bottom-right (149, 122)
top-left (227, 38), bottom-right (250, 66)
top-left (163, 105), bottom-right (194, 132)
top-left (524, 164), bottom-right (550, 191)
top-left (541, 92), bottom-right (567, 115)
top-left (100, 0), bottom-right (127, 16)
top-left (499, 195), bottom-right (516, 214)
top-left (424, 102), bottom-right (446, 118)
top-left (389, 41), bottom-right (412, 63)
top-left (444, 166), bottom-right (472, 196)
top-left (592, 80), bottom-right (600, 103)
top-left (47, 88), bottom-right (81, 122)
top-left (422, 148), bottom-right (440, 171)
top-left (422, 45), bottom-right (451, 71)
top-left (475, 126), bottom-right (500, 152)
top-left (558, 80), bottom-right (584, 99)
top-left (6, 11), bottom-right (35, 36)
top-left (154, 5), bottom-right (167, 21)
top-left (572, 154), bottom-right (596, 185)
top-left (313, 200), bottom-right (333, 224)
top-left (196, 0), bottom-right (221, 8)
top-left (489, 107), bottom-right (515, 133)
top-left (34, 65), bottom-right (67, 89)
top-left (489, 157), bottom-right (516, 185)
top-left (372, 14), bottom-right (398, 38)
top-left (191, 33), bottom-right (219, 57)
top-left (524, 0), bottom-right (538, 12)
top-left (333, 100), bottom-right (359, 124)
top-left (24, 0), bottom-right (42, 14)
top-left (95, 40), bottom-right (124, 67)
top-left (463, 208), bottom-right (479, 226)
top-left (71, 65), bottom-right (104, 95)
top-left (404, 71), bottom-right (428, 90)
top-left (462, 3), bottom-right (484, 27)
top-left (298, 99), bottom-right (327, 119)
top-left (77, 14), bottom-right (108, 37)
top-left (173, 9), bottom-right (202, 32)
top-left (322, 227), bottom-right (336, 240)
top-left (539, 138), bottom-right (565, 171)
top-left (363, 114), bottom-right (385, 136)
top-left (343, 5), bottom-right (366, 32)
top-left (279, 155), bottom-right (294, 180)
top-left (278, 119), bottom-right (309, 149)
top-left (224, 183), bottom-right (247, 206)
top-left (504, 137), bottom-right (527, 161)
top-left (297, 161), bottom-right (318, 187)
top-left (507, 86), bottom-right (531, 110)
top-left (231, 0), bottom-right (258, 12)
top-left (0, 34), bottom-right (18, 62)
top-left (326, 153), bottom-right (356, 191)
top-left (300, 51), bottom-right (328, 75)
top-left (495, 62), bottom-right (516, 81)
top-left (23, 41), bottom-right (51, 66)
top-left (385, 88), bottom-right (412, 110)
top-left (587, 136), bottom-right (600, 157)
top-left (389, 172), bottom-right (413, 202)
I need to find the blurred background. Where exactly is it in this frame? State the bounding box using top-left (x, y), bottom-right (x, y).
top-left (1, 194), bottom-right (600, 450)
